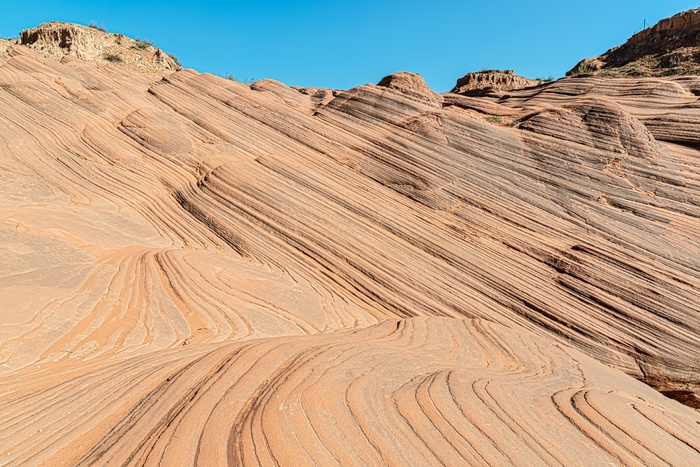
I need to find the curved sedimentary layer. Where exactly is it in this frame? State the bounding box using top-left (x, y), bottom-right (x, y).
top-left (1, 317), bottom-right (699, 466)
top-left (0, 31), bottom-right (699, 464)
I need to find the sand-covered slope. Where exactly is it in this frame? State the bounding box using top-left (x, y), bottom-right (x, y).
top-left (0, 25), bottom-right (699, 465)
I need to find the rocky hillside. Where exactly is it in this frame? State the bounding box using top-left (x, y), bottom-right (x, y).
top-left (569, 8), bottom-right (700, 77)
top-left (0, 18), bottom-right (699, 466)
top-left (17, 21), bottom-right (181, 75)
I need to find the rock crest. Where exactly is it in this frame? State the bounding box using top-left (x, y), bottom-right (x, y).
top-left (451, 69), bottom-right (543, 95)
top-left (19, 21), bottom-right (181, 75)
top-left (377, 72), bottom-right (444, 106)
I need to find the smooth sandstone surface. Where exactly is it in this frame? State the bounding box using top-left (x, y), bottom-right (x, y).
top-left (0, 26), bottom-right (699, 465)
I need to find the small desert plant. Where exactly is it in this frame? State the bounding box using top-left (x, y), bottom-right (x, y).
top-left (536, 75), bottom-right (555, 82)
top-left (668, 55), bottom-right (683, 67)
top-left (570, 63), bottom-right (595, 76)
top-left (580, 66), bottom-right (592, 75)
top-left (168, 53), bottom-right (182, 67)
top-left (484, 115), bottom-right (522, 127)
top-left (217, 72), bottom-right (255, 84)
top-left (628, 63), bottom-right (644, 77)
top-left (131, 38), bottom-right (152, 50)
top-left (88, 21), bottom-right (107, 32)
top-left (597, 69), bottom-right (617, 78)
top-left (102, 53), bottom-right (123, 63)
top-left (661, 67), bottom-right (682, 76)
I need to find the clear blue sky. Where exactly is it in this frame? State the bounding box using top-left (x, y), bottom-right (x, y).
top-left (1, 1), bottom-right (697, 91)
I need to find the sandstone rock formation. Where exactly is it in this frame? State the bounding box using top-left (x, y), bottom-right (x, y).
top-left (19, 21), bottom-right (181, 75)
top-left (568, 8), bottom-right (700, 77)
top-left (3, 317), bottom-right (699, 465)
top-left (451, 69), bottom-right (544, 95)
top-left (377, 71), bottom-right (444, 105)
top-left (0, 19), bottom-right (699, 466)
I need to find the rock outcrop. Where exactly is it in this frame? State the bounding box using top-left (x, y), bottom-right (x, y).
top-left (19, 21), bottom-right (181, 75)
top-left (451, 69), bottom-right (544, 95)
top-left (568, 8), bottom-right (700, 77)
top-left (377, 71), bottom-right (444, 106)
top-left (0, 19), bottom-right (700, 466)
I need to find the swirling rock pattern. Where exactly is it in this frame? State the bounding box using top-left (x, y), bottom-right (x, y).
top-left (2, 318), bottom-right (699, 466)
top-left (0, 29), bottom-right (699, 465)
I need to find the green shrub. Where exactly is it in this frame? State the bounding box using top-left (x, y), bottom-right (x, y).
top-left (103, 53), bottom-right (123, 63)
top-left (216, 72), bottom-right (255, 84)
top-left (569, 62), bottom-right (596, 76)
top-left (88, 21), bottom-right (107, 32)
top-left (627, 63), bottom-right (644, 77)
top-left (131, 38), bottom-right (152, 50)
top-left (168, 53), bottom-right (182, 67)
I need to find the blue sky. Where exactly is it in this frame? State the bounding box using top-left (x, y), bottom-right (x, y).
top-left (1, 1), bottom-right (697, 91)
